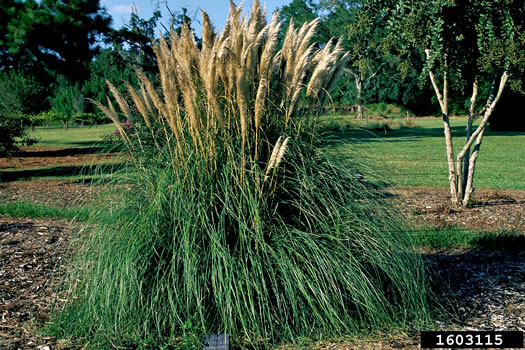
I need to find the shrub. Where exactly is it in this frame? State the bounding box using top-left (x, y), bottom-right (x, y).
top-left (73, 112), bottom-right (107, 126)
top-left (366, 103), bottom-right (406, 118)
top-left (52, 1), bottom-right (432, 348)
top-left (0, 114), bottom-right (36, 156)
top-left (50, 82), bottom-right (84, 129)
top-left (0, 71), bottom-right (47, 116)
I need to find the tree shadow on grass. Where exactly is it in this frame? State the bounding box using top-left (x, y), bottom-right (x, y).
top-left (321, 125), bottom-right (524, 145)
top-left (471, 232), bottom-right (525, 253)
top-left (12, 146), bottom-right (112, 157)
top-left (0, 163), bottom-right (121, 182)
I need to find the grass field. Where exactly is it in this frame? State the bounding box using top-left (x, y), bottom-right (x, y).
top-left (28, 124), bottom-right (115, 148)
top-left (322, 117), bottom-right (525, 190)
top-left (20, 118), bottom-right (525, 190)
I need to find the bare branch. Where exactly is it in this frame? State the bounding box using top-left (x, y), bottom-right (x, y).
top-left (363, 62), bottom-right (386, 88)
top-left (425, 49), bottom-right (446, 113)
top-left (457, 72), bottom-right (508, 158)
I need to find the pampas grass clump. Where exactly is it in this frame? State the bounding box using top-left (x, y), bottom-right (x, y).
top-left (52, 1), bottom-right (432, 348)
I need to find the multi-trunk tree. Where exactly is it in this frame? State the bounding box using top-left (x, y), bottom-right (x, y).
top-left (378, 0), bottom-right (525, 206)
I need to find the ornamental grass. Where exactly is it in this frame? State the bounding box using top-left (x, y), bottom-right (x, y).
top-left (52, 1), bottom-right (432, 348)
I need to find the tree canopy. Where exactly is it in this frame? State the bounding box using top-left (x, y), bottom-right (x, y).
top-left (372, 0), bottom-right (525, 205)
top-left (0, 0), bottom-right (111, 84)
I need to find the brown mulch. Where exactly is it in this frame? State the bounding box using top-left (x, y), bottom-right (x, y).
top-left (392, 187), bottom-right (525, 233)
top-left (0, 147), bottom-right (121, 171)
top-left (0, 184), bottom-right (524, 349)
top-left (0, 216), bottom-right (71, 350)
top-left (0, 180), bottom-right (100, 209)
top-left (426, 248), bottom-right (525, 332)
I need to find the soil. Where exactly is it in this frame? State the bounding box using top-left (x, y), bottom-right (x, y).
top-left (0, 217), bottom-right (71, 350)
top-left (0, 148), bottom-right (524, 349)
top-left (393, 187), bottom-right (525, 233)
top-left (0, 147), bottom-right (121, 171)
top-left (0, 180), bottom-right (100, 209)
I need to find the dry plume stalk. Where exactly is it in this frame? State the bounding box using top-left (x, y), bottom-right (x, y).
top-left (98, 0), bottom-right (348, 174)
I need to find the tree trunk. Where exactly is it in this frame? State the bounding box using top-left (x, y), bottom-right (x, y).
top-left (457, 79), bottom-right (478, 201)
top-left (355, 77), bottom-right (364, 119)
top-left (425, 49), bottom-right (460, 205)
top-left (461, 72), bottom-right (508, 206)
top-left (462, 128), bottom-right (485, 205)
top-left (442, 107), bottom-right (459, 205)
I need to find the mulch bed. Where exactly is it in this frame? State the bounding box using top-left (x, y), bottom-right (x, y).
top-left (0, 217), bottom-right (71, 350)
top-left (0, 180), bottom-right (99, 209)
top-left (392, 187), bottom-right (525, 233)
top-left (0, 147), bottom-right (120, 171)
top-left (426, 248), bottom-right (525, 332)
top-left (0, 184), bottom-right (523, 349)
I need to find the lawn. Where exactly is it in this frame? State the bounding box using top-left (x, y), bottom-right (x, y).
top-left (1, 125), bottom-right (121, 182)
top-left (18, 118), bottom-right (525, 190)
top-left (323, 116), bottom-right (525, 190)
top-left (28, 124), bottom-right (115, 148)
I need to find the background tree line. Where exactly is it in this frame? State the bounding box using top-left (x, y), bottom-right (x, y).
top-left (0, 0), bottom-right (192, 132)
top-left (0, 0), bottom-right (523, 135)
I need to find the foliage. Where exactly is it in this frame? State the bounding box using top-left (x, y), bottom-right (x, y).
top-left (278, 0), bottom-right (330, 43)
top-left (378, 0), bottom-right (525, 92)
top-left (0, 70), bottom-right (47, 115)
top-left (0, 114), bottom-right (36, 156)
top-left (0, 0), bottom-right (111, 83)
top-left (73, 112), bottom-right (106, 126)
top-left (0, 0), bottom-right (111, 119)
top-left (52, 2), bottom-right (432, 348)
top-left (30, 110), bottom-right (67, 126)
top-left (0, 70), bottom-right (41, 153)
top-left (50, 80), bottom-right (85, 129)
top-left (109, 7), bottom-right (162, 74)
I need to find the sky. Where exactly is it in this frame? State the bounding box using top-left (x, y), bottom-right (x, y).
top-left (102, 0), bottom-right (292, 34)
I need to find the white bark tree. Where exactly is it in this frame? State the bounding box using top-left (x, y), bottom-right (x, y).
top-left (347, 64), bottom-right (384, 119)
top-left (380, 0), bottom-right (525, 206)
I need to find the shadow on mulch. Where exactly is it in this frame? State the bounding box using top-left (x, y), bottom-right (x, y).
top-left (424, 246), bottom-right (525, 332)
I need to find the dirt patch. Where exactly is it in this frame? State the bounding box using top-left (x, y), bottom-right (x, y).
top-left (0, 216), bottom-right (71, 350)
top-left (0, 180), bottom-right (100, 208)
top-left (0, 147), bottom-right (121, 171)
top-left (391, 187), bottom-right (525, 233)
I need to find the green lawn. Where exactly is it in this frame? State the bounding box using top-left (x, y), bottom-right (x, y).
top-left (322, 117), bottom-right (525, 190)
top-left (1, 125), bottom-right (120, 182)
top-left (28, 124), bottom-right (115, 148)
top-left (21, 119), bottom-right (525, 190)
